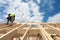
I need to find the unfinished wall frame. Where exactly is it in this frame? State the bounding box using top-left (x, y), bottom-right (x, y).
top-left (0, 23), bottom-right (60, 40)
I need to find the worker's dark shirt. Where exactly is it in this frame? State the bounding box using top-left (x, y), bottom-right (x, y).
top-left (7, 16), bottom-right (12, 20)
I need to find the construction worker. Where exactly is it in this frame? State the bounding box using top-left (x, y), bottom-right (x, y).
top-left (6, 13), bottom-right (15, 26)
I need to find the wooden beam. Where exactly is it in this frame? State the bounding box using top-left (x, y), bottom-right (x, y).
top-left (43, 29), bottom-right (53, 40)
top-left (38, 25), bottom-right (53, 40)
top-left (50, 34), bottom-right (60, 40)
top-left (17, 28), bottom-right (40, 34)
top-left (39, 25), bottom-right (48, 40)
top-left (21, 24), bottom-right (31, 40)
top-left (46, 25), bottom-right (60, 36)
top-left (54, 36), bottom-right (60, 40)
top-left (0, 24), bottom-right (25, 40)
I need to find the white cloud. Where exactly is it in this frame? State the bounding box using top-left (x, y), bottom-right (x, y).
top-left (4, 0), bottom-right (44, 23)
top-left (37, 0), bottom-right (41, 4)
top-left (0, 0), bottom-right (6, 4)
top-left (47, 13), bottom-right (60, 23)
top-left (0, 19), bottom-right (4, 23)
top-left (0, 19), bottom-right (4, 21)
top-left (0, 0), bottom-right (55, 23)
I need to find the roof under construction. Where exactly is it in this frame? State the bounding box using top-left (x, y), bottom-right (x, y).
top-left (0, 23), bottom-right (60, 40)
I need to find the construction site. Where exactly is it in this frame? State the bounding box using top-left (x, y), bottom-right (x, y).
top-left (0, 22), bottom-right (60, 40)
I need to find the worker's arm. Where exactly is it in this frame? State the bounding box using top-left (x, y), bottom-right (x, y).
top-left (6, 16), bottom-right (11, 20)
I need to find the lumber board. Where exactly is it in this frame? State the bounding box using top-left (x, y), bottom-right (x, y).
top-left (43, 29), bottom-right (53, 40)
top-left (46, 25), bottom-right (60, 36)
top-left (17, 28), bottom-right (40, 34)
top-left (39, 25), bottom-right (48, 40)
top-left (50, 34), bottom-right (60, 40)
top-left (54, 36), bottom-right (60, 40)
top-left (38, 25), bottom-right (53, 40)
top-left (21, 24), bottom-right (31, 40)
top-left (0, 24), bottom-right (25, 40)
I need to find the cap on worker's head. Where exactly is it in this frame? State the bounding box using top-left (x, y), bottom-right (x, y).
top-left (9, 12), bottom-right (15, 16)
top-left (8, 13), bottom-right (11, 16)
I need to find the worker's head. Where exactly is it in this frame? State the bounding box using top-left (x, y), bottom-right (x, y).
top-left (8, 13), bottom-right (15, 17)
top-left (8, 14), bottom-right (11, 16)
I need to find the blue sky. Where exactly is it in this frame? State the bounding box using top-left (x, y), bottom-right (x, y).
top-left (0, 0), bottom-right (60, 23)
top-left (41, 0), bottom-right (60, 22)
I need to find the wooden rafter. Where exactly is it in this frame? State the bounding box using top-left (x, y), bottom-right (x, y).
top-left (38, 25), bottom-right (53, 40)
top-left (21, 24), bottom-right (31, 40)
top-left (0, 24), bottom-right (25, 40)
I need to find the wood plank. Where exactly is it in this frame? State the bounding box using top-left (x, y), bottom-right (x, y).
top-left (44, 29), bottom-right (53, 40)
top-left (46, 25), bottom-right (60, 36)
top-left (17, 28), bottom-right (40, 34)
top-left (0, 24), bottom-right (25, 40)
top-left (50, 34), bottom-right (60, 40)
top-left (54, 36), bottom-right (60, 40)
top-left (38, 25), bottom-right (53, 40)
top-left (39, 25), bottom-right (48, 40)
top-left (21, 24), bottom-right (31, 40)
